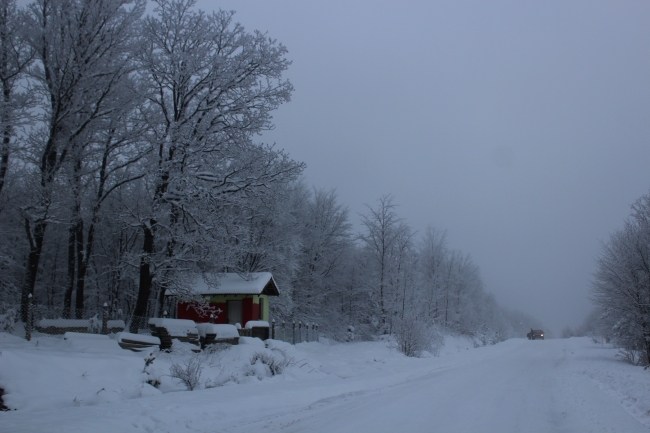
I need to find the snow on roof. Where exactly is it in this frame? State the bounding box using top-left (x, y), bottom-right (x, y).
top-left (179, 272), bottom-right (279, 296)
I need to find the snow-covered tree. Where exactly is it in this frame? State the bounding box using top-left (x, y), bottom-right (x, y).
top-left (359, 194), bottom-right (411, 332)
top-left (19, 0), bottom-right (145, 320)
top-left (290, 187), bottom-right (353, 330)
top-left (0, 0), bottom-right (32, 197)
top-left (592, 191), bottom-right (650, 363)
top-left (130, 0), bottom-right (303, 325)
top-left (0, 0), bottom-right (32, 303)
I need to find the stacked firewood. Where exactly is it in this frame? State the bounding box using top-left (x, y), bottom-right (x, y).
top-left (148, 319), bottom-right (200, 350)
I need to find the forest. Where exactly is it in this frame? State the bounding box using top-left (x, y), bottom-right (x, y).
top-left (0, 0), bottom-right (539, 348)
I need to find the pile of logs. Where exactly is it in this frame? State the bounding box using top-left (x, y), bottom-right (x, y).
top-left (148, 319), bottom-right (200, 350)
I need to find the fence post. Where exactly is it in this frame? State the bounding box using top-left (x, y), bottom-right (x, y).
top-left (25, 294), bottom-right (33, 341)
top-left (271, 319), bottom-right (275, 339)
top-left (282, 321), bottom-right (285, 342)
top-left (101, 303), bottom-right (109, 335)
top-left (306, 322), bottom-right (309, 342)
top-left (292, 321), bottom-right (296, 345)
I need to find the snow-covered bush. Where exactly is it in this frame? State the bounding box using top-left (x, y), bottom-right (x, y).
top-left (391, 315), bottom-right (442, 358)
top-left (249, 351), bottom-right (291, 376)
top-left (474, 326), bottom-right (506, 346)
top-left (204, 342), bottom-right (232, 354)
top-left (88, 314), bottom-right (102, 334)
top-left (143, 351), bottom-right (161, 388)
top-left (169, 354), bottom-right (204, 390)
top-left (0, 307), bottom-right (18, 333)
top-left (346, 325), bottom-right (355, 342)
top-left (616, 348), bottom-right (647, 366)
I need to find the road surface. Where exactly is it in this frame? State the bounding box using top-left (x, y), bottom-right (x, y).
top-left (231, 339), bottom-right (648, 433)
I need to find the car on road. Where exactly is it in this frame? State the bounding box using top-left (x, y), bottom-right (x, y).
top-left (527, 329), bottom-right (544, 340)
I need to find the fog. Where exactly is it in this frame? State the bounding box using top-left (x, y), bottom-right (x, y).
top-left (198, 0), bottom-right (650, 336)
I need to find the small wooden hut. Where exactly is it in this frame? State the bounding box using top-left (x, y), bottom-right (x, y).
top-left (171, 272), bottom-right (279, 327)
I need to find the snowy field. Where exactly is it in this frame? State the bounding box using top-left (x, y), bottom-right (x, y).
top-left (1, 333), bottom-right (649, 433)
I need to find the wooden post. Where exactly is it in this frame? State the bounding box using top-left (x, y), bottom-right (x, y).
top-left (101, 302), bottom-right (109, 334)
top-left (271, 319), bottom-right (275, 339)
top-left (25, 294), bottom-right (33, 341)
top-left (292, 321), bottom-right (296, 345)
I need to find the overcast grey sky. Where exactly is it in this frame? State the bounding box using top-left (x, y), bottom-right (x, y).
top-left (199, 0), bottom-right (650, 335)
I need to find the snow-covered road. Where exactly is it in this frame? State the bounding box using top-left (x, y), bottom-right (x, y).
top-left (2, 336), bottom-right (649, 433)
top-left (244, 339), bottom-right (648, 433)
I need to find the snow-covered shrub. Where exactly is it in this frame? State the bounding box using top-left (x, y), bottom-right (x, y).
top-left (169, 354), bottom-right (204, 390)
top-left (346, 325), bottom-right (355, 342)
top-left (0, 307), bottom-right (18, 333)
top-left (88, 314), bottom-right (101, 334)
top-left (204, 342), bottom-right (231, 354)
top-left (0, 387), bottom-right (8, 411)
top-left (391, 315), bottom-right (442, 358)
top-left (249, 351), bottom-right (290, 376)
top-left (169, 339), bottom-right (200, 355)
top-left (616, 348), bottom-right (647, 366)
top-left (143, 351), bottom-right (161, 388)
top-left (474, 326), bottom-right (506, 346)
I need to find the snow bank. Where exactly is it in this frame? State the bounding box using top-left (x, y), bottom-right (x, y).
top-left (0, 335), bottom-right (158, 412)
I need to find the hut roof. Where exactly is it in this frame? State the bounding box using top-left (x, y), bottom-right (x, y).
top-left (172, 272), bottom-right (279, 297)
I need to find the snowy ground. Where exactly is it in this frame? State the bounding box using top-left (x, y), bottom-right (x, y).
top-left (1, 332), bottom-right (649, 432)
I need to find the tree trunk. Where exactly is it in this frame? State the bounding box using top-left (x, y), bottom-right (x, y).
top-left (74, 219), bottom-right (85, 318)
top-left (0, 121), bottom-right (9, 196)
top-left (21, 219), bottom-right (46, 322)
top-left (63, 226), bottom-right (75, 318)
top-left (131, 221), bottom-right (155, 333)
